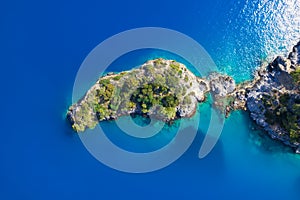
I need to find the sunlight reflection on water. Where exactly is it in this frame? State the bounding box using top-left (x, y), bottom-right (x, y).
top-left (217, 0), bottom-right (300, 82)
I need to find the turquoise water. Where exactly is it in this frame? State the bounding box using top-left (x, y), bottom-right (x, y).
top-left (100, 91), bottom-right (300, 198)
top-left (99, 47), bottom-right (300, 198)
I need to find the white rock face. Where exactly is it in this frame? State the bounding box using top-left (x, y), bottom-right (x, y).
top-left (208, 73), bottom-right (236, 98)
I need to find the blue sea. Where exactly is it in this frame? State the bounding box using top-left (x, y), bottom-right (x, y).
top-left (2, 0), bottom-right (300, 199)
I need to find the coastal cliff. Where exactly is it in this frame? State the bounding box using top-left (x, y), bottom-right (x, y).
top-left (231, 42), bottom-right (300, 153)
top-left (67, 41), bottom-right (300, 153)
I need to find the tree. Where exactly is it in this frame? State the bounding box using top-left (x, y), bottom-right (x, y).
top-left (162, 95), bottom-right (179, 108)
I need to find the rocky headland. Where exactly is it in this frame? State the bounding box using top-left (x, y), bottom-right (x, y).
top-left (67, 41), bottom-right (300, 153)
top-left (232, 42), bottom-right (300, 153)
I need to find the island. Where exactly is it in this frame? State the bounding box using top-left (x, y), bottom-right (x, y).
top-left (67, 41), bottom-right (300, 153)
top-left (68, 59), bottom-right (213, 131)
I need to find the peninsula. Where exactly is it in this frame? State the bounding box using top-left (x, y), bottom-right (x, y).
top-left (67, 41), bottom-right (300, 153)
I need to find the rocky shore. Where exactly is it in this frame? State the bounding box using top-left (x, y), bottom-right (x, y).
top-left (229, 41), bottom-right (300, 153)
top-left (67, 41), bottom-right (300, 153)
top-left (67, 59), bottom-right (212, 132)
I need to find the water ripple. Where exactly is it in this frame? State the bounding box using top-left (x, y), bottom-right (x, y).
top-left (216, 0), bottom-right (300, 82)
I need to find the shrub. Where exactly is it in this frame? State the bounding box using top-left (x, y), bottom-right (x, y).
top-left (291, 68), bottom-right (300, 83)
top-left (166, 73), bottom-right (179, 87)
top-left (292, 104), bottom-right (300, 115)
top-left (290, 129), bottom-right (300, 143)
top-left (155, 74), bottom-right (166, 86)
top-left (183, 95), bottom-right (192, 105)
top-left (144, 64), bottom-right (155, 75)
top-left (161, 107), bottom-right (176, 119)
top-left (162, 95), bottom-right (179, 108)
top-left (154, 58), bottom-right (164, 66)
top-left (279, 93), bottom-right (289, 105)
top-left (113, 75), bottom-right (122, 81)
top-left (170, 62), bottom-right (180, 71)
top-left (184, 75), bottom-right (189, 82)
top-left (94, 104), bottom-right (109, 119)
top-left (130, 83), bottom-right (178, 115)
top-left (99, 78), bottom-right (111, 86)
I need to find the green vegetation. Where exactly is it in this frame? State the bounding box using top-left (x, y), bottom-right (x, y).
top-left (165, 69), bottom-right (179, 88)
top-left (99, 78), bottom-right (111, 86)
top-left (121, 75), bottom-right (140, 93)
top-left (72, 103), bottom-right (98, 132)
top-left (68, 59), bottom-right (200, 132)
top-left (290, 129), bottom-right (300, 143)
top-left (155, 74), bottom-right (166, 86)
top-left (96, 83), bottom-right (114, 103)
top-left (113, 75), bottom-right (122, 81)
top-left (279, 93), bottom-right (289, 105)
top-left (112, 71), bottom-right (128, 81)
top-left (183, 95), bottom-right (192, 104)
top-left (170, 61), bottom-right (180, 72)
top-left (71, 69), bottom-right (182, 131)
top-left (263, 93), bottom-right (300, 143)
top-left (184, 75), bottom-right (189, 82)
top-left (153, 58), bottom-right (166, 66)
top-left (160, 107), bottom-right (176, 120)
top-left (94, 104), bottom-right (110, 120)
top-left (162, 95), bottom-right (179, 108)
top-left (90, 81), bottom-right (116, 120)
top-left (143, 65), bottom-right (155, 76)
top-left (291, 68), bottom-right (300, 84)
top-left (130, 83), bottom-right (179, 115)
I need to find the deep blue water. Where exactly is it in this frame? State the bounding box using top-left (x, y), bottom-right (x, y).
top-left (1, 0), bottom-right (300, 199)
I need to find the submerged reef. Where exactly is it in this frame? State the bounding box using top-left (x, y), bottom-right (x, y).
top-left (67, 41), bottom-right (300, 153)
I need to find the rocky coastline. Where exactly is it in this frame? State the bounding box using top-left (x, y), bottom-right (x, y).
top-left (228, 41), bottom-right (300, 153)
top-left (67, 41), bottom-right (300, 153)
top-left (67, 59), bottom-right (211, 132)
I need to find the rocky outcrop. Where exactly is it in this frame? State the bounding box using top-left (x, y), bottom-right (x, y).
top-left (208, 73), bottom-right (236, 99)
top-left (230, 41), bottom-right (300, 153)
top-left (67, 41), bottom-right (300, 154)
top-left (289, 41), bottom-right (300, 65)
top-left (67, 57), bottom-right (238, 132)
top-left (67, 59), bottom-right (211, 132)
